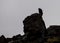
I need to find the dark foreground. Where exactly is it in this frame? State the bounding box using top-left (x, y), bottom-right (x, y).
top-left (0, 8), bottom-right (60, 43)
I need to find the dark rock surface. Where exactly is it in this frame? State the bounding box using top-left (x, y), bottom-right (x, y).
top-left (47, 25), bottom-right (60, 37)
top-left (0, 8), bottom-right (60, 43)
top-left (22, 8), bottom-right (46, 43)
top-left (0, 35), bottom-right (7, 43)
top-left (45, 25), bottom-right (60, 43)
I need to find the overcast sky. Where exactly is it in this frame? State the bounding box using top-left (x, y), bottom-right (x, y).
top-left (0, 0), bottom-right (60, 38)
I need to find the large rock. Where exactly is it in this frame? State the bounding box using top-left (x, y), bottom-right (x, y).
top-left (47, 25), bottom-right (60, 37)
top-left (45, 25), bottom-right (60, 43)
top-left (22, 8), bottom-right (46, 43)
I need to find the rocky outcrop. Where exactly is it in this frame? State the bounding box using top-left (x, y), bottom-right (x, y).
top-left (0, 8), bottom-right (60, 43)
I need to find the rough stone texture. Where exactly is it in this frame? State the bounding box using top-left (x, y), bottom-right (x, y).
top-left (45, 25), bottom-right (60, 43)
top-left (22, 8), bottom-right (46, 43)
top-left (47, 25), bottom-right (60, 37)
top-left (0, 8), bottom-right (60, 43)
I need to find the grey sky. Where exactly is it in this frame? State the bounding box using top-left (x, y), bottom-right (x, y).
top-left (0, 0), bottom-right (60, 38)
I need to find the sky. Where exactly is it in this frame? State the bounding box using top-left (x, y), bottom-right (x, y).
top-left (0, 0), bottom-right (60, 38)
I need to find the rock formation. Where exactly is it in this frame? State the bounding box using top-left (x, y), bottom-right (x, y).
top-left (45, 25), bottom-right (60, 43)
top-left (22, 8), bottom-right (46, 43)
top-left (0, 8), bottom-right (60, 43)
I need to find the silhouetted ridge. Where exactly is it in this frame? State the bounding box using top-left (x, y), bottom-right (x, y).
top-left (47, 25), bottom-right (60, 37)
top-left (0, 8), bottom-right (60, 43)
